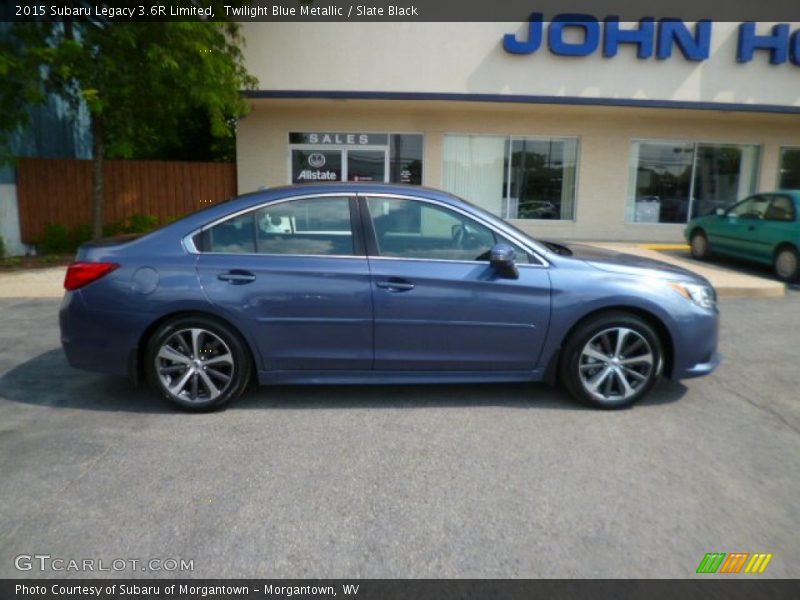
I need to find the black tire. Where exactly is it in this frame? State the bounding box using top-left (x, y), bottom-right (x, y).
top-left (559, 312), bottom-right (664, 409)
top-left (690, 230), bottom-right (709, 260)
top-left (774, 246), bottom-right (799, 282)
top-left (145, 315), bottom-right (252, 411)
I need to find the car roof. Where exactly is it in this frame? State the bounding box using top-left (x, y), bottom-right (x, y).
top-left (152, 182), bottom-right (552, 259)
top-left (238, 183), bottom-right (464, 206)
top-left (174, 183), bottom-right (471, 230)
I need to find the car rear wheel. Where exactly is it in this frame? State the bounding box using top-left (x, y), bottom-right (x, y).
top-left (774, 246), bottom-right (799, 282)
top-left (559, 312), bottom-right (663, 409)
top-left (690, 231), bottom-right (709, 260)
top-left (145, 316), bottom-right (252, 411)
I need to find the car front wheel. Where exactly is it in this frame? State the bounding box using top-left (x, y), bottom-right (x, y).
top-left (559, 312), bottom-right (663, 409)
top-left (774, 246), bottom-right (799, 282)
top-left (145, 316), bottom-right (252, 411)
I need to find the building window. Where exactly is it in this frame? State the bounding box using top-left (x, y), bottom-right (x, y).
top-left (507, 138), bottom-right (578, 220)
top-left (389, 134), bottom-right (423, 185)
top-left (289, 132), bottom-right (422, 185)
top-left (627, 141), bottom-right (760, 224)
top-left (778, 147), bottom-right (800, 189)
top-left (443, 135), bottom-right (578, 220)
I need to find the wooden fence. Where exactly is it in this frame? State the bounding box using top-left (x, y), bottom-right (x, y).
top-left (17, 158), bottom-right (237, 243)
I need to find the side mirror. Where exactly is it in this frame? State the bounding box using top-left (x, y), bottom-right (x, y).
top-left (715, 208), bottom-right (726, 216)
top-left (490, 243), bottom-right (519, 279)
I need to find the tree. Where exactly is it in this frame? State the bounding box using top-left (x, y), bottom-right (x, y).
top-left (5, 12), bottom-right (257, 238)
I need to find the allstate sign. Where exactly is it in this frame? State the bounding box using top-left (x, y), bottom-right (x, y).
top-left (503, 15), bottom-right (800, 66)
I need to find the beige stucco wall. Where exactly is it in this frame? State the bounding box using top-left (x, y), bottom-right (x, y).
top-left (241, 22), bottom-right (800, 108)
top-left (236, 98), bottom-right (800, 242)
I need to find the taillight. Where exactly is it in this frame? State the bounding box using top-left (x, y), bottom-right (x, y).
top-left (64, 262), bottom-right (120, 291)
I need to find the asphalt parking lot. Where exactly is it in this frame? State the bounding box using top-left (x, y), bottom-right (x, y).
top-left (0, 294), bottom-right (798, 579)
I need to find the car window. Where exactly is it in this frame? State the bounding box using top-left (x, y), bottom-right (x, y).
top-left (205, 196), bottom-right (355, 256)
top-left (255, 197), bottom-right (354, 256)
top-left (365, 197), bottom-right (530, 263)
top-left (727, 195), bottom-right (770, 220)
top-left (208, 212), bottom-right (256, 253)
top-left (764, 195), bottom-right (796, 222)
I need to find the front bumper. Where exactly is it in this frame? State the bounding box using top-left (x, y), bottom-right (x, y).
top-left (669, 305), bottom-right (720, 380)
top-left (677, 350), bottom-right (721, 379)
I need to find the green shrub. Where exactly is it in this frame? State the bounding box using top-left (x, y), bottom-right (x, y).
top-left (102, 221), bottom-right (123, 237)
top-left (38, 223), bottom-right (73, 255)
top-left (38, 214), bottom-right (159, 255)
top-left (5, 256), bottom-right (22, 267)
top-left (103, 214), bottom-right (159, 237)
top-left (72, 223), bottom-right (93, 248)
top-left (0, 235), bottom-right (5, 259)
top-left (40, 254), bottom-right (63, 264)
top-left (127, 213), bottom-right (158, 233)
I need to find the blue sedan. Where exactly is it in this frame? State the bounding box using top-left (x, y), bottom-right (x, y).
top-left (60, 184), bottom-right (719, 411)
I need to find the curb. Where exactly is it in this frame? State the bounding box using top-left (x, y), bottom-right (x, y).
top-left (714, 286), bottom-right (786, 299)
top-left (586, 243), bottom-right (785, 299)
top-left (639, 243), bottom-right (690, 251)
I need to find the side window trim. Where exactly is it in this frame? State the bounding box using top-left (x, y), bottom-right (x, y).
top-left (358, 194), bottom-right (381, 258)
top-left (357, 193), bottom-right (544, 266)
top-left (189, 193), bottom-right (365, 258)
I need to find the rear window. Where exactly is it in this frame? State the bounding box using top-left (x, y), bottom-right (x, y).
top-left (194, 196), bottom-right (354, 256)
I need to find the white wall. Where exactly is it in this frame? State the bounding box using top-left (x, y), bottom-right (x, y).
top-left (0, 184), bottom-right (25, 256)
top-left (241, 22), bottom-right (800, 108)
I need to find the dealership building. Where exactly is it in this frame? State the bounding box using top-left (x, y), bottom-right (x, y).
top-left (237, 20), bottom-right (800, 242)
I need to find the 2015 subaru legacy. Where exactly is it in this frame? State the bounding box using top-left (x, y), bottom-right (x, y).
top-left (59, 184), bottom-right (719, 411)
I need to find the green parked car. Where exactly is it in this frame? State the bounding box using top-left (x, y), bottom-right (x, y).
top-left (685, 190), bottom-right (800, 282)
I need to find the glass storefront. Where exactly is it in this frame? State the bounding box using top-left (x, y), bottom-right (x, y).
top-left (778, 147), bottom-right (800, 189)
top-left (289, 132), bottom-right (423, 185)
top-left (627, 140), bottom-right (760, 223)
top-left (443, 135), bottom-right (578, 220)
top-left (284, 131), bottom-right (775, 229)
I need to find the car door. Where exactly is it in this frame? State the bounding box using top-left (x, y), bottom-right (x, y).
top-left (195, 194), bottom-right (373, 371)
top-left (709, 194), bottom-right (770, 257)
top-left (361, 194), bottom-right (551, 371)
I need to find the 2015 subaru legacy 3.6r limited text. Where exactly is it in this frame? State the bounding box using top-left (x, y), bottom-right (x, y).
top-left (60, 184), bottom-right (720, 411)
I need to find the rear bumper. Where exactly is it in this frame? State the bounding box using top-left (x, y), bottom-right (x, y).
top-left (59, 291), bottom-right (139, 379)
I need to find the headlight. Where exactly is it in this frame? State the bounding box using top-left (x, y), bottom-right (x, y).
top-left (669, 282), bottom-right (717, 309)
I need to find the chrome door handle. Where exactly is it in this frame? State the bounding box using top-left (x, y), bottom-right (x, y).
top-left (218, 271), bottom-right (256, 284)
top-left (376, 280), bottom-right (415, 292)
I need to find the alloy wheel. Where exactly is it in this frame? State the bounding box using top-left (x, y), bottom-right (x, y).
top-left (578, 327), bottom-right (654, 403)
top-left (155, 328), bottom-right (235, 403)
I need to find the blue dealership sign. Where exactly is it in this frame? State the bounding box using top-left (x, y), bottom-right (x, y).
top-left (503, 15), bottom-right (800, 66)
